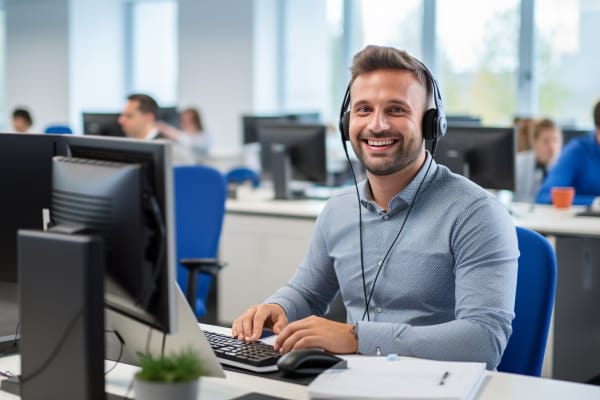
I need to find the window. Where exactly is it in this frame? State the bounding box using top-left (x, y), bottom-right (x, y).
top-left (129, 0), bottom-right (177, 106)
top-left (0, 6), bottom-right (5, 128)
top-left (436, 0), bottom-right (519, 125)
top-left (535, 0), bottom-right (600, 128)
top-left (353, 0), bottom-right (423, 58)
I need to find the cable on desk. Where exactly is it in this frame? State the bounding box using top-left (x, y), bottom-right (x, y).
top-left (104, 330), bottom-right (125, 376)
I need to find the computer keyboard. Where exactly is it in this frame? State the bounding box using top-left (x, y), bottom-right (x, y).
top-left (203, 331), bottom-right (281, 373)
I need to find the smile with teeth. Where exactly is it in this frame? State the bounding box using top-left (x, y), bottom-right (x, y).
top-left (365, 138), bottom-right (397, 147)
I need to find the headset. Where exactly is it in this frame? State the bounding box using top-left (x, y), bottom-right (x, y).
top-left (338, 61), bottom-right (447, 155)
top-left (337, 58), bottom-right (446, 322)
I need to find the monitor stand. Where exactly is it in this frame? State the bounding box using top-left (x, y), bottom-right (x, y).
top-left (2, 230), bottom-right (136, 399)
top-left (11, 230), bottom-right (107, 400)
top-left (271, 144), bottom-right (292, 199)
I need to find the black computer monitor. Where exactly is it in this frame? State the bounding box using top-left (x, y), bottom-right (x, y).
top-left (242, 112), bottom-right (320, 144)
top-left (82, 112), bottom-right (125, 137)
top-left (0, 134), bottom-right (55, 282)
top-left (434, 126), bottom-right (516, 191)
top-left (561, 127), bottom-right (590, 146)
top-left (257, 122), bottom-right (327, 199)
top-left (157, 106), bottom-right (180, 128)
top-left (52, 135), bottom-right (176, 332)
top-left (446, 114), bottom-right (482, 127)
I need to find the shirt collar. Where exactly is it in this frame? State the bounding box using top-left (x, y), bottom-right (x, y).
top-left (144, 127), bottom-right (160, 140)
top-left (358, 151), bottom-right (437, 214)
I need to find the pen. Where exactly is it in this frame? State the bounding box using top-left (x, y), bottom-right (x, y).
top-left (439, 371), bottom-right (450, 386)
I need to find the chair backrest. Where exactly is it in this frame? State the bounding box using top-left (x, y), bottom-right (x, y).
top-left (173, 165), bottom-right (227, 316)
top-left (226, 166), bottom-right (260, 188)
top-left (44, 124), bottom-right (73, 134)
top-left (498, 226), bottom-right (557, 376)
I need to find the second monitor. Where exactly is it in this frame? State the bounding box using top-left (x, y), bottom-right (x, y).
top-left (257, 122), bottom-right (327, 199)
top-left (434, 125), bottom-right (516, 191)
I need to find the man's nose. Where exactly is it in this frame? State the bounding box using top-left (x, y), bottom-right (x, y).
top-left (367, 110), bottom-right (390, 132)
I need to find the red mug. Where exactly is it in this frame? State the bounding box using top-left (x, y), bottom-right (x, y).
top-left (551, 187), bottom-right (575, 209)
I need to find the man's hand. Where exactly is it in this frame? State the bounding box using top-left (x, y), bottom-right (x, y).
top-left (274, 316), bottom-right (358, 354)
top-left (231, 303), bottom-right (288, 342)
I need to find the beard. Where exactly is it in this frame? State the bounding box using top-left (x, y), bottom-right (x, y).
top-left (350, 131), bottom-right (424, 176)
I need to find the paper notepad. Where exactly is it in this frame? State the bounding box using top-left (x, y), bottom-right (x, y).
top-left (307, 356), bottom-right (486, 400)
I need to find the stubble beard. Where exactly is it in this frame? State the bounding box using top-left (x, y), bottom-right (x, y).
top-left (352, 134), bottom-right (424, 176)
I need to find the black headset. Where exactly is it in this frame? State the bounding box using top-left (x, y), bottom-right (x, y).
top-left (337, 60), bottom-right (446, 322)
top-left (338, 62), bottom-right (447, 154)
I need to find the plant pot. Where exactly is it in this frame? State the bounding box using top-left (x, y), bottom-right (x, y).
top-left (134, 378), bottom-right (200, 400)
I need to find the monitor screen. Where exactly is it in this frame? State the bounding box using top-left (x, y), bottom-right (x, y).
top-left (242, 112), bottom-right (320, 144)
top-left (446, 114), bottom-right (482, 127)
top-left (82, 112), bottom-right (125, 137)
top-left (53, 135), bottom-right (176, 333)
top-left (157, 106), bottom-right (180, 128)
top-left (257, 122), bottom-right (327, 199)
top-left (434, 126), bottom-right (516, 191)
top-left (0, 133), bottom-right (55, 282)
top-left (561, 128), bottom-right (590, 146)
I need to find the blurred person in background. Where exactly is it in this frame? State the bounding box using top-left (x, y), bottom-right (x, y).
top-left (157, 107), bottom-right (210, 162)
top-left (119, 93), bottom-right (195, 165)
top-left (536, 100), bottom-right (600, 205)
top-left (12, 108), bottom-right (33, 133)
top-left (514, 118), bottom-right (562, 202)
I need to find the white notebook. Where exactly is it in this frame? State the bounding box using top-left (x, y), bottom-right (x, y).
top-left (308, 356), bottom-right (486, 400)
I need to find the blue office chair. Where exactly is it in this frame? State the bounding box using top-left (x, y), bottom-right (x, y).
top-left (173, 165), bottom-right (227, 318)
top-left (44, 124), bottom-right (73, 134)
top-left (498, 226), bottom-right (557, 376)
top-left (226, 166), bottom-right (260, 188)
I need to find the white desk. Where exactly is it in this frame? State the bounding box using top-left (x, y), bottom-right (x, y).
top-left (2, 322), bottom-right (600, 400)
top-left (220, 194), bottom-right (600, 383)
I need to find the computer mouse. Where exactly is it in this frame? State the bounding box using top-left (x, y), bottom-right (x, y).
top-left (276, 348), bottom-right (347, 377)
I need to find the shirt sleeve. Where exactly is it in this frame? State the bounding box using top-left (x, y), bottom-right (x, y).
top-left (264, 212), bottom-right (339, 321)
top-left (536, 141), bottom-right (595, 205)
top-left (356, 198), bottom-right (519, 370)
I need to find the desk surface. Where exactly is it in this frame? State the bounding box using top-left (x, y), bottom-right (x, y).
top-left (2, 324), bottom-right (600, 399)
top-left (227, 191), bottom-right (600, 237)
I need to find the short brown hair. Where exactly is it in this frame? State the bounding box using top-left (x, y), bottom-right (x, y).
top-left (532, 118), bottom-right (559, 141)
top-left (594, 100), bottom-right (600, 128)
top-left (127, 93), bottom-right (159, 117)
top-left (350, 45), bottom-right (432, 106)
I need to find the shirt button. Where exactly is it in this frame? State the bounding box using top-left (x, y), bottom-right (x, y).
top-left (382, 215), bottom-right (389, 221)
top-left (376, 307), bottom-right (383, 313)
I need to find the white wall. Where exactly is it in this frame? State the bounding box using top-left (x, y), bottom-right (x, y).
top-left (5, 0), bottom-right (70, 133)
top-left (178, 0), bottom-right (255, 155)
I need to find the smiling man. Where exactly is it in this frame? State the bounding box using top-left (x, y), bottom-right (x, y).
top-left (232, 45), bottom-right (519, 370)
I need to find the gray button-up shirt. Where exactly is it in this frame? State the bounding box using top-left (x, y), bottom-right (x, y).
top-left (266, 154), bottom-right (518, 369)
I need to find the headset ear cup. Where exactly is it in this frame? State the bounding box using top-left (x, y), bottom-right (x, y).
top-left (422, 108), bottom-right (438, 141)
top-left (341, 111), bottom-right (351, 140)
top-left (437, 114), bottom-right (447, 139)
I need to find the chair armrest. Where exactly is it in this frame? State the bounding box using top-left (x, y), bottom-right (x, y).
top-left (179, 258), bottom-right (225, 277)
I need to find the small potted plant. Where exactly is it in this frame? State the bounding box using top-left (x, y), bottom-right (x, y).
top-left (134, 348), bottom-right (206, 400)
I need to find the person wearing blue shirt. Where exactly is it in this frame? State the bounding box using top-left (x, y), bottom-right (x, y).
top-left (231, 46), bottom-right (518, 369)
top-left (536, 101), bottom-right (600, 205)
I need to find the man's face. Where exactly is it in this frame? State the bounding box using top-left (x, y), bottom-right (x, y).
top-left (348, 69), bottom-right (427, 176)
top-left (533, 127), bottom-right (562, 166)
top-left (118, 100), bottom-right (153, 139)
